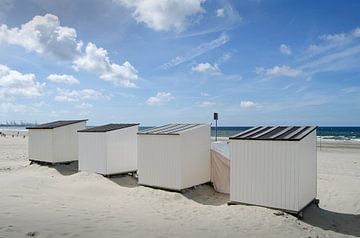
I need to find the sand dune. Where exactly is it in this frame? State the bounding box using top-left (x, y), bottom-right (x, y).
top-left (0, 137), bottom-right (359, 238)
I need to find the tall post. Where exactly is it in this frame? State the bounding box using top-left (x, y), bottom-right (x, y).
top-left (215, 119), bottom-right (218, 141)
top-left (213, 112), bottom-right (218, 141)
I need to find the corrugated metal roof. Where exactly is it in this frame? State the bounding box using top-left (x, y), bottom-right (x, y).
top-left (138, 123), bottom-right (205, 135)
top-left (78, 123), bottom-right (139, 133)
top-left (229, 126), bottom-right (317, 141)
top-left (26, 120), bottom-right (87, 129)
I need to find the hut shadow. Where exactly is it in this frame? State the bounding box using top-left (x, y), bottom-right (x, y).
top-left (302, 204), bottom-right (360, 237)
top-left (182, 184), bottom-right (229, 206)
top-left (108, 174), bottom-right (139, 188)
top-left (51, 161), bottom-right (79, 176)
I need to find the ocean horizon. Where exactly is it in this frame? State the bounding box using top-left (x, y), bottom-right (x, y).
top-left (1, 126), bottom-right (360, 141)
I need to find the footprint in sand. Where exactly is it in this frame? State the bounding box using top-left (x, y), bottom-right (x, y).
top-left (26, 231), bottom-right (39, 237)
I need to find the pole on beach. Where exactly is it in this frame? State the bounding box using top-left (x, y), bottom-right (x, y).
top-left (214, 112), bottom-right (218, 141)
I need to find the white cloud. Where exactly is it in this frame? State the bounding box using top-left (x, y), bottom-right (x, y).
top-left (266, 65), bottom-right (301, 77)
top-left (320, 33), bottom-right (346, 43)
top-left (256, 65), bottom-right (301, 78)
top-left (304, 27), bottom-right (360, 58)
top-left (47, 74), bottom-right (79, 85)
top-left (161, 32), bottom-right (229, 69)
top-left (200, 101), bottom-right (216, 107)
top-left (75, 102), bottom-right (93, 109)
top-left (280, 44), bottom-right (292, 55)
top-left (192, 62), bottom-right (221, 75)
top-left (0, 14), bottom-right (82, 61)
top-left (240, 100), bottom-right (257, 109)
top-left (116, 0), bottom-right (205, 32)
top-left (0, 64), bottom-right (44, 99)
top-left (73, 43), bottom-right (138, 88)
top-left (341, 87), bottom-right (360, 94)
top-left (0, 14), bottom-right (139, 88)
top-left (216, 8), bottom-right (225, 17)
top-left (297, 26), bottom-right (360, 77)
top-left (200, 92), bottom-right (209, 96)
top-left (0, 102), bottom-right (28, 113)
top-left (54, 88), bottom-right (103, 102)
top-left (215, 52), bottom-right (231, 65)
top-left (353, 27), bottom-right (360, 37)
top-left (146, 92), bottom-right (175, 105)
top-left (174, 2), bottom-right (242, 38)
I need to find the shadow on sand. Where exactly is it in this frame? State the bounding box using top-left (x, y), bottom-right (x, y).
top-left (107, 174), bottom-right (229, 206)
top-left (302, 204), bottom-right (360, 237)
top-left (30, 161), bottom-right (79, 176)
top-left (52, 162), bottom-right (79, 176)
top-left (181, 184), bottom-right (229, 206)
top-left (108, 174), bottom-right (139, 188)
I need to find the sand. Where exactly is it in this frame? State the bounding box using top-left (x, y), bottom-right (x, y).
top-left (0, 136), bottom-right (359, 238)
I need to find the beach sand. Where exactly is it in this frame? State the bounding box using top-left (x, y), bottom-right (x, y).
top-left (0, 136), bottom-right (359, 238)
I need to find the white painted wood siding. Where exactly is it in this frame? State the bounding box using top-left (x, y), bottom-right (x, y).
top-left (53, 122), bottom-right (86, 163)
top-left (28, 121), bottom-right (85, 163)
top-left (78, 132), bottom-right (107, 174)
top-left (28, 129), bottom-right (53, 162)
top-left (105, 126), bottom-right (138, 175)
top-left (137, 124), bottom-right (210, 191)
top-left (230, 133), bottom-right (317, 212)
top-left (180, 125), bottom-right (210, 189)
top-left (298, 131), bottom-right (317, 210)
top-left (138, 135), bottom-right (182, 190)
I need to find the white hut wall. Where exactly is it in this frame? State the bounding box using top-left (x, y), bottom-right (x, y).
top-left (78, 132), bottom-right (107, 174)
top-left (180, 125), bottom-right (211, 189)
top-left (297, 130), bottom-right (317, 210)
top-left (53, 122), bottom-right (86, 162)
top-left (230, 140), bottom-right (299, 211)
top-left (138, 135), bottom-right (182, 190)
top-left (105, 126), bottom-right (138, 174)
top-left (28, 129), bottom-right (53, 162)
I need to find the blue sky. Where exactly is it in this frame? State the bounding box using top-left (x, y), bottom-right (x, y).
top-left (0, 0), bottom-right (360, 126)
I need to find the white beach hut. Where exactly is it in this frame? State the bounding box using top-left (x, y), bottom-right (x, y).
top-left (137, 123), bottom-right (210, 191)
top-left (78, 124), bottom-right (139, 175)
top-left (27, 120), bottom-right (87, 163)
top-left (229, 126), bottom-right (317, 213)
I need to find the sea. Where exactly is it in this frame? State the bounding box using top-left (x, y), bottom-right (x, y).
top-left (208, 126), bottom-right (360, 141)
top-left (1, 126), bottom-right (360, 141)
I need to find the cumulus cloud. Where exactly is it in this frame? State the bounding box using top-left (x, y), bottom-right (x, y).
top-left (256, 65), bottom-right (301, 78)
top-left (240, 100), bottom-right (257, 109)
top-left (73, 43), bottom-right (138, 87)
top-left (200, 101), bottom-right (216, 107)
top-left (146, 92), bottom-right (175, 105)
top-left (54, 88), bottom-right (103, 102)
top-left (216, 8), bottom-right (225, 17)
top-left (0, 14), bottom-right (139, 88)
top-left (47, 74), bottom-right (79, 85)
top-left (0, 64), bottom-right (44, 99)
top-left (116, 0), bottom-right (205, 32)
top-left (280, 44), bottom-right (292, 55)
top-left (200, 92), bottom-right (209, 96)
top-left (192, 62), bottom-right (221, 75)
top-left (0, 14), bottom-right (82, 61)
